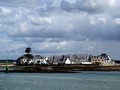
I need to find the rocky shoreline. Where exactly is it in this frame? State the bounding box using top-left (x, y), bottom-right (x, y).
top-left (1, 64), bottom-right (120, 73)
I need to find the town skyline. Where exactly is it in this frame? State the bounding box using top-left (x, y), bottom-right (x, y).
top-left (0, 0), bottom-right (120, 60)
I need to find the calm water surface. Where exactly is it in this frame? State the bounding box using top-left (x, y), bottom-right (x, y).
top-left (0, 72), bottom-right (120, 90)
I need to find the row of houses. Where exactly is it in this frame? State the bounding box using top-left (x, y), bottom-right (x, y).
top-left (16, 53), bottom-right (116, 66)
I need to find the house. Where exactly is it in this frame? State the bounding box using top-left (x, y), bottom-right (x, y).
top-left (90, 53), bottom-right (115, 66)
top-left (16, 54), bottom-right (33, 65)
top-left (49, 55), bottom-right (66, 65)
top-left (65, 58), bottom-right (71, 64)
top-left (69, 54), bottom-right (81, 64)
top-left (34, 55), bottom-right (48, 65)
top-left (80, 58), bottom-right (92, 64)
top-left (68, 54), bottom-right (92, 64)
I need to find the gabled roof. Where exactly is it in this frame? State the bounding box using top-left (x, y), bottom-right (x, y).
top-left (34, 55), bottom-right (44, 59)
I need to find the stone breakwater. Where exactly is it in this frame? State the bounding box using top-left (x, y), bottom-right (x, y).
top-left (1, 64), bottom-right (120, 73)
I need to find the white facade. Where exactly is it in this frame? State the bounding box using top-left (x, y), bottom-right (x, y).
top-left (28, 59), bottom-right (33, 64)
top-left (65, 58), bottom-right (71, 64)
top-left (81, 62), bottom-right (92, 64)
top-left (33, 57), bottom-right (48, 64)
top-left (41, 59), bottom-right (48, 64)
top-left (22, 58), bottom-right (27, 64)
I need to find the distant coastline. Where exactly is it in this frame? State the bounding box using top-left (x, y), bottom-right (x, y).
top-left (0, 47), bottom-right (120, 73)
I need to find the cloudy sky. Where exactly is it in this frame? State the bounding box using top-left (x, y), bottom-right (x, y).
top-left (0, 0), bottom-right (120, 59)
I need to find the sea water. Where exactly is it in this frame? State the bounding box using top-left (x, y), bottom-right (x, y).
top-left (0, 72), bottom-right (120, 90)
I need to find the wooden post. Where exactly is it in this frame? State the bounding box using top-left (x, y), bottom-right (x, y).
top-left (6, 60), bottom-right (9, 73)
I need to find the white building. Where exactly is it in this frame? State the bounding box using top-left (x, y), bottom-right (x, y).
top-left (65, 58), bottom-right (71, 64)
top-left (34, 55), bottom-right (48, 64)
top-left (81, 62), bottom-right (92, 64)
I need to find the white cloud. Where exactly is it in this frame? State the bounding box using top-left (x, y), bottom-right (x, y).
top-left (89, 16), bottom-right (97, 25)
top-left (20, 22), bottom-right (30, 33)
top-left (65, 0), bottom-right (77, 4)
top-left (90, 15), bottom-right (107, 25)
top-left (0, 6), bottom-right (11, 15)
top-left (109, 0), bottom-right (115, 6)
top-left (113, 18), bottom-right (120, 25)
top-left (29, 16), bottom-right (53, 26)
top-left (90, 0), bottom-right (96, 7)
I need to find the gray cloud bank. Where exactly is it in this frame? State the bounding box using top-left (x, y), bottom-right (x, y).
top-left (0, 0), bottom-right (120, 59)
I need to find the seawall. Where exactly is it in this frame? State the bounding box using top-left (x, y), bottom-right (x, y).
top-left (1, 64), bottom-right (120, 73)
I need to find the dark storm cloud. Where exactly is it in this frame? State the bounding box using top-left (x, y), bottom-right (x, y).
top-left (61, 0), bottom-right (101, 13)
top-left (60, 0), bottom-right (105, 13)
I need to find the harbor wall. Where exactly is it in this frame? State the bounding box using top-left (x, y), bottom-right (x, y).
top-left (1, 64), bottom-right (120, 73)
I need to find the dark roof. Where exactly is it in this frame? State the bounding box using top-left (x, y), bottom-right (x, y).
top-left (114, 60), bottom-right (120, 64)
top-left (34, 55), bottom-right (44, 59)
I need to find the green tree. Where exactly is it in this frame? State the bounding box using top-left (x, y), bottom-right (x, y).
top-left (25, 47), bottom-right (31, 54)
